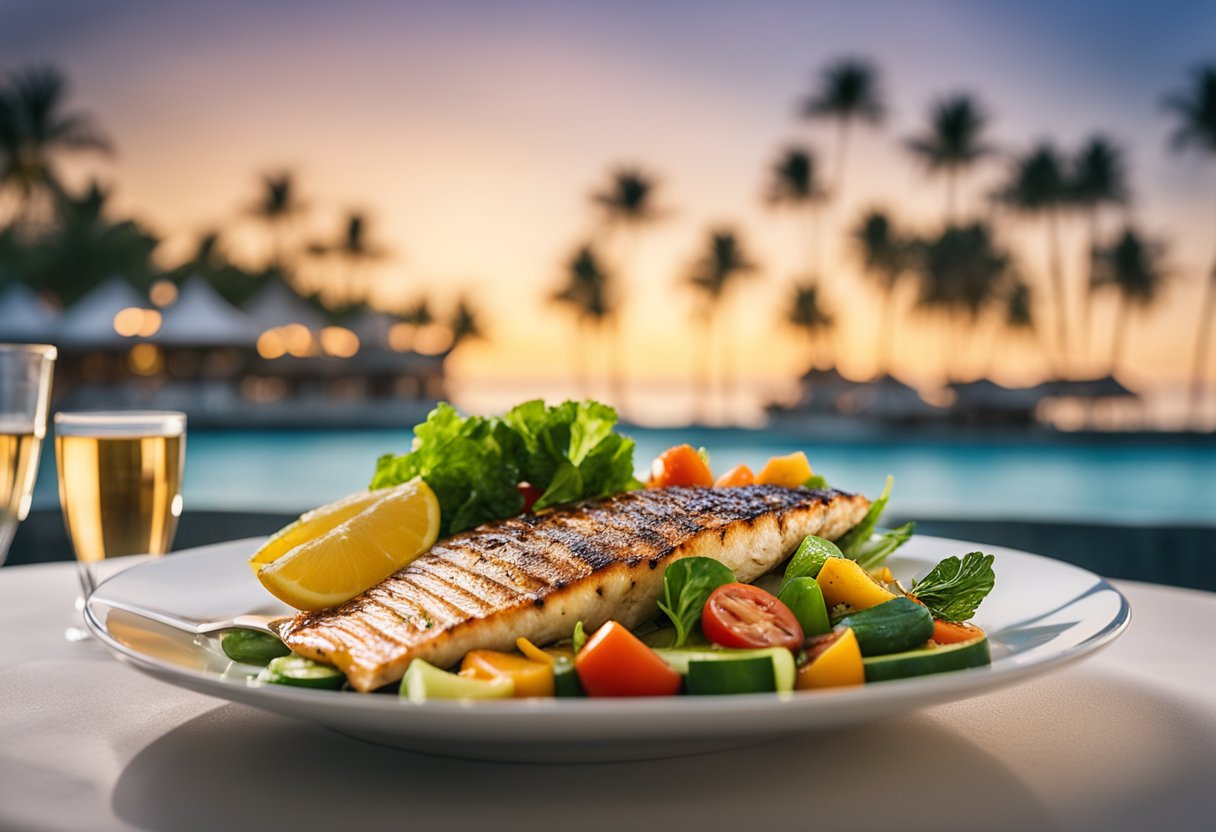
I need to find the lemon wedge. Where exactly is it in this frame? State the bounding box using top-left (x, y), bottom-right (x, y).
top-left (248, 487), bottom-right (387, 575)
top-left (254, 478), bottom-right (440, 611)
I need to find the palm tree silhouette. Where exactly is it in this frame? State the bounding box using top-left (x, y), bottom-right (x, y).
top-left (991, 280), bottom-right (1051, 376)
top-left (685, 229), bottom-right (757, 421)
top-left (591, 166), bottom-right (663, 411)
top-left (448, 295), bottom-right (485, 351)
top-left (905, 94), bottom-right (993, 225)
top-left (1071, 136), bottom-right (1129, 356)
top-left (37, 181), bottom-right (159, 305)
top-left (801, 58), bottom-right (884, 199)
top-left (1091, 228), bottom-right (1169, 374)
top-left (854, 210), bottom-right (911, 375)
top-left (915, 223), bottom-right (1013, 380)
top-left (999, 144), bottom-right (1071, 373)
top-left (0, 66), bottom-right (111, 227)
top-left (786, 282), bottom-right (835, 372)
top-left (309, 210), bottom-right (386, 301)
top-left (766, 147), bottom-right (828, 278)
top-left (551, 243), bottom-right (614, 397)
top-left (172, 230), bottom-right (261, 306)
top-left (402, 296), bottom-right (435, 327)
top-left (1163, 65), bottom-right (1216, 423)
top-left (250, 171), bottom-right (304, 274)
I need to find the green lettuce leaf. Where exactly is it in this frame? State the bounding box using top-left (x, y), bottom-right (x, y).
top-left (371, 399), bottom-right (640, 537)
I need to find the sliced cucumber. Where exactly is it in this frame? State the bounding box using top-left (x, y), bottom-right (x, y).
top-left (863, 636), bottom-right (991, 682)
top-left (653, 647), bottom-right (796, 694)
top-left (399, 659), bottom-right (514, 703)
top-left (837, 597), bottom-right (934, 657)
top-left (257, 655), bottom-right (345, 689)
top-left (552, 657), bottom-right (585, 697)
top-left (220, 628), bottom-right (290, 666)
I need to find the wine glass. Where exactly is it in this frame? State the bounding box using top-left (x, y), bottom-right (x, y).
top-left (0, 343), bottom-right (57, 566)
top-left (55, 410), bottom-right (186, 641)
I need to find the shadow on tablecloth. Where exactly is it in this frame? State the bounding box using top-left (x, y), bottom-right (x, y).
top-left (110, 668), bottom-right (1216, 832)
top-left (110, 706), bottom-right (1051, 832)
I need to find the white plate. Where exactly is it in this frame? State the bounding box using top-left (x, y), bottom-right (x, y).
top-left (85, 534), bottom-right (1129, 762)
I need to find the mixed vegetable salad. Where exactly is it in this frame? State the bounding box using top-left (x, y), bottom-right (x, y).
top-left (224, 420), bottom-right (997, 700)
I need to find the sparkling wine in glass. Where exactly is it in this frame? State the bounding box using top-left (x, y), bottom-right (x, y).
top-left (55, 411), bottom-right (186, 640)
top-left (0, 343), bottom-right (57, 565)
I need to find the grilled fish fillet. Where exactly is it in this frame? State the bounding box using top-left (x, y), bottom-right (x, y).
top-left (276, 485), bottom-right (869, 692)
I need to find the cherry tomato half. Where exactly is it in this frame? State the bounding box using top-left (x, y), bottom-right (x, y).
top-left (648, 444), bottom-right (714, 488)
top-left (701, 583), bottom-right (804, 651)
top-left (518, 482), bottom-right (543, 513)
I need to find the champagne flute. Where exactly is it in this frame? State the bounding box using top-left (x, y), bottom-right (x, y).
top-left (0, 343), bottom-right (57, 566)
top-left (55, 411), bottom-right (186, 641)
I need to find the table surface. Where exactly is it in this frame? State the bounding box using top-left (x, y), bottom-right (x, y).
top-left (2, 559), bottom-right (1215, 832)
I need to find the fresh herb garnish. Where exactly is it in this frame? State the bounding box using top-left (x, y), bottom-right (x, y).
top-left (781, 535), bottom-right (842, 591)
top-left (371, 399), bottom-right (640, 536)
top-left (910, 552), bottom-right (996, 622)
top-left (656, 557), bottom-right (735, 647)
top-left (571, 620), bottom-right (587, 654)
top-left (852, 521), bottom-right (916, 572)
top-left (836, 475), bottom-right (893, 556)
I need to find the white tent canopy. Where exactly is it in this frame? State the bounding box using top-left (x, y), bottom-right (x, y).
top-left (58, 275), bottom-right (147, 349)
top-left (243, 280), bottom-right (327, 332)
top-left (0, 283), bottom-right (59, 343)
top-left (155, 276), bottom-right (259, 348)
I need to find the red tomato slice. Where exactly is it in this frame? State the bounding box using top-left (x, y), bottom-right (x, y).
top-left (518, 482), bottom-right (543, 513)
top-left (702, 583), bottom-right (804, 651)
top-left (574, 621), bottom-right (682, 697)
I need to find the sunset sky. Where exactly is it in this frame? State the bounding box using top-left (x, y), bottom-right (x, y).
top-left (3, 0), bottom-right (1214, 423)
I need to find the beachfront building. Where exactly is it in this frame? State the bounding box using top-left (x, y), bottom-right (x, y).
top-left (0, 273), bottom-right (446, 426)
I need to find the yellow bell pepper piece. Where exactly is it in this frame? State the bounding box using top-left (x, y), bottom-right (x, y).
top-left (755, 452), bottom-right (814, 487)
top-left (796, 628), bottom-right (864, 690)
top-left (817, 556), bottom-right (898, 611)
top-left (461, 649), bottom-right (555, 698)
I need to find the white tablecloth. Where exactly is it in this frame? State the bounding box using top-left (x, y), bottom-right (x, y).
top-left (1, 559), bottom-right (1214, 832)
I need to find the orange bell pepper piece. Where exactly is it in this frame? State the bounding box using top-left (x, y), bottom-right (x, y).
top-left (714, 464), bottom-right (755, 488)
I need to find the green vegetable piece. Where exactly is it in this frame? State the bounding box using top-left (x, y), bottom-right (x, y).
top-left (571, 620), bottom-right (588, 654)
top-left (803, 474), bottom-right (829, 490)
top-left (781, 535), bottom-right (842, 591)
top-left (257, 655), bottom-right (345, 690)
top-left (852, 521), bottom-right (916, 572)
top-left (777, 578), bottom-right (830, 637)
top-left (837, 475), bottom-right (893, 557)
top-left (220, 628), bottom-right (290, 666)
top-left (836, 597), bottom-right (935, 657)
top-left (552, 658), bottom-right (585, 697)
top-left (639, 627), bottom-right (678, 648)
top-left (910, 551), bottom-right (996, 623)
top-left (656, 557), bottom-right (736, 648)
top-left (399, 659), bottom-right (514, 702)
top-left (863, 636), bottom-right (991, 682)
top-left (653, 647), bottom-right (796, 694)
top-left (687, 656), bottom-right (776, 695)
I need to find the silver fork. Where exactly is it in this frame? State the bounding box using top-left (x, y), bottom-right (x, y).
top-left (93, 595), bottom-right (287, 635)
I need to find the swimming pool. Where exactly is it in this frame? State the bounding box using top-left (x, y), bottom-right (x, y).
top-left (29, 428), bottom-right (1216, 525)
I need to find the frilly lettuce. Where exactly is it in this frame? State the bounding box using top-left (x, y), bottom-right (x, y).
top-left (371, 399), bottom-right (641, 537)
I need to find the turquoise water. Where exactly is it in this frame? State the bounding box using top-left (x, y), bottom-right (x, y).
top-left (30, 428), bottom-right (1216, 525)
